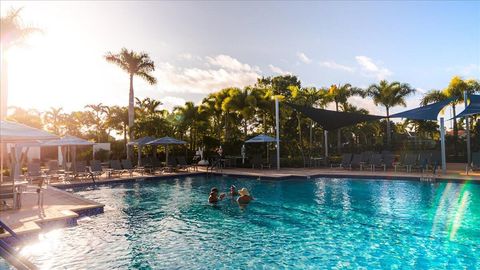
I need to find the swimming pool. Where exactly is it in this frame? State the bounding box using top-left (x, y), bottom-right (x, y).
top-left (4, 176), bottom-right (480, 269)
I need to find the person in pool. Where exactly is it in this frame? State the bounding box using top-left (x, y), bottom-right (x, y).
top-left (208, 187), bottom-right (225, 203)
top-left (237, 188), bottom-right (253, 205)
top-left (230, 185), bottom-right (239, 197)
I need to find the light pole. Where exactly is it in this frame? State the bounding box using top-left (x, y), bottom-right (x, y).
top-left (440, 117), bottom-right (447, 174)
top-left (464, 91), bottom-right (471, 171)
top-left (275, 96), bottom-right (280, 170)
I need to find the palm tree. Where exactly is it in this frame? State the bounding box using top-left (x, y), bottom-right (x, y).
top-left (1, 8), bottom-right (40, 120)
top-left (223, 87), bottom-right (258, 138)
top-left (327, 83), bottom-right (364, 152)
top-left (104, 48), bottom-right (157, 143)
top-left (366, 80), bottom-right (416, 146)
top-left (44, 107), bottom-right (65, 135)
top-left (85, 103), bottom-right (107, 142)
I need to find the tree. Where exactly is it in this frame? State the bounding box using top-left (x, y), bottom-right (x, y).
top-left (104, 48), bottom-right (157, 143)
top-left (1, 8), bottom-right (40, 120)
top-left (366, 80), bottom-right (416, 146)
top-left (85, 103), bottom-right (108, 142)
top-left (326, 83), bottom-right (364, 152)
top-left (6, 107), bottom-right (42, 129)
top-left (44, 107), bottom-right (65, 135)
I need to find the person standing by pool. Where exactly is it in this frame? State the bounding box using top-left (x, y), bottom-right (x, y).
top-left (208, 187), bottom-right (225, 203)
top-left (237, 188), bottom-right (253, 205)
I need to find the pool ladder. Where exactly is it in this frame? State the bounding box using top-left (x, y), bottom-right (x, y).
top-left (0, 220), bottom-right (38, 270)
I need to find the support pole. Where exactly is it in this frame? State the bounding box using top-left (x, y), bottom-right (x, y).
top-left (137, 145), bottom-right (142, 166)
top-left (440, 117), bottom-right (447, 174)
top-left (464, 91), bottom-right (471, 170)
top-left (324, 130), bottom-right (328, 158)
top-left (275, 97), bottom-right (280, 170)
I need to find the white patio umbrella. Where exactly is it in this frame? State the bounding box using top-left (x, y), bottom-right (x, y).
top-left (0, 120), bottom-right (58, 183)
top-left (41, 135), bottom-right (95, 170)
top-left (146, 136), bottom-right (187, 164)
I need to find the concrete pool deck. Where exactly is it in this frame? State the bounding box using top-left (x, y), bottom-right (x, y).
top-left (1, 166), bottom-right (479, 240)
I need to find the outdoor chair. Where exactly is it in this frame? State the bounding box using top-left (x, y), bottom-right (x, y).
top-left (251, 155), bottom-right (269, 169)
top-left (381, 150), bottom-right (392, 160)
top-left (469, 152), bottom-right (480, 172)
top-left (360, 151), bottom-right (373, 165)
top-left (382, 154), bottom-right (395, 170)
top-left (88, 160), bottom-right (105, 180)
top-left (121, 159), bottom-right (145, 176)
top-left (25, 162), bottom-right (46, 184)
top-left (349, 154), bottom-right (363, 170)
top-left (394, 153), bottom-right (418, 172)
top-left (164, 157), bottom-right (178, 173)
top-left (74, 161), bottom-right (90, 179)
top-left (331, 153), bottom-right (352, 169)
top-left (411, 152), bottom-right (431, 173)
top-left (369, 153), bottom-right (386, 172)
top-left (176, 156), bottom-right (191, 172)
top-left (109, 160), bottom-right (127, 177)
top-left (0, 181), bottom-right (15, 210)
top-left (428, 151), bottom-right (441, 174)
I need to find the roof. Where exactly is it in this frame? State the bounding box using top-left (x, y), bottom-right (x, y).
top-left (454, 95), bottom-right (480, 118)
top-left (146, 136), bottom-right (187, 145)
top-left (390, 98), bottom-right (455, 121)
top-left (0, 120), bottom-right (58, 142)
top-left (245, 134), bottom-right (277, 143)
top-left (286, 102), bottom-right (384, 131)
top-left (127, 136), bottom-right (156, 146)
top-left (41, 135), bottom-right (94, 146)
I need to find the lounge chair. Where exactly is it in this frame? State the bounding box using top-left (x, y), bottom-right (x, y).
top-left (164, 157), bottom-right (178, 173)
top-left (176, 156), bottom-right (191, 172)
top-left (331, 153), bottom-right (352, 169)
top-left (468, 152), bottom-right (480, 173)
top-left (74, 161), bottom-right (89, 179)
top-left (394, 153), bottom-right (417, 172)
top-left (251, 155), bottom-right (269, 169)
top-left (382, 153), bottom-right (395, 170)
top-left (360, 151), bottom-right (373, 165)
top-left (88, 160), bottom-right (105, 180)
top-left (349, 154), bottom-right (363, 170)
top-left (0, 181), bottom-right (15, 210)
top-left (121, 159), bottom-right (145, 176)
top-left (25, 162), bottom-right (46, 184)
top-left (412, 152), bottom-right (431, 173)
top-left (369, 154), bottom-right (386, 172)
top-left (428, 151), bottom-right (441, 174)
top-left (109, 160), bottom-right (127, 177)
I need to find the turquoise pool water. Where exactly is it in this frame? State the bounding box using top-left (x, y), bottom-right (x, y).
top-left (3, 176), bottom-right (480, 269)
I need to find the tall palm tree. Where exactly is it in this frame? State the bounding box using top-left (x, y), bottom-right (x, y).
top-left (366, 80), bottom-right (416, 146)
top-left (0, 8), bottom-right (40, 120)
top-left (104, 48), bottom-right (157, 143)
top-left (223, 87), bottom-right (258, 138)
top-left (327, 83), bottom-right (364, 152)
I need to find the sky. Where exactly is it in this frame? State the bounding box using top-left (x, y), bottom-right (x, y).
top-left (2, 1), bottom-right (480, 121)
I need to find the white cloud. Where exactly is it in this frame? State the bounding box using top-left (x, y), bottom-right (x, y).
top-left (355, 56), bottom-right (392, 80)
top-left (319, 61), bottom-right (355, 72)
top-left (206, 54), bottom-right (260, 72)
top-left (178, 53), bottom-right (193, 60)
top-left (268, 64), bottom-right (291, 75)
top-left (161, 96), bottom-right (187, 110)
top-left (446, 64), bottom-right (480, 78)
top-left (297, 52), bottom-right (312, 64)
top-left (156, 55), bottom-right (261, 94)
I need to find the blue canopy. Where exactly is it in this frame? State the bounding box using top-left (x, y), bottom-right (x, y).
top-left (390, 98), bottom-right (455, 121)
top-left (245, 134), bottom-right (277, 143)
top-left (452, 95), bottom-right (480, 118)
top-left (146, 136), bottom-right (187, 145)
top-left (127, 136), bottom-right (156, 146)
